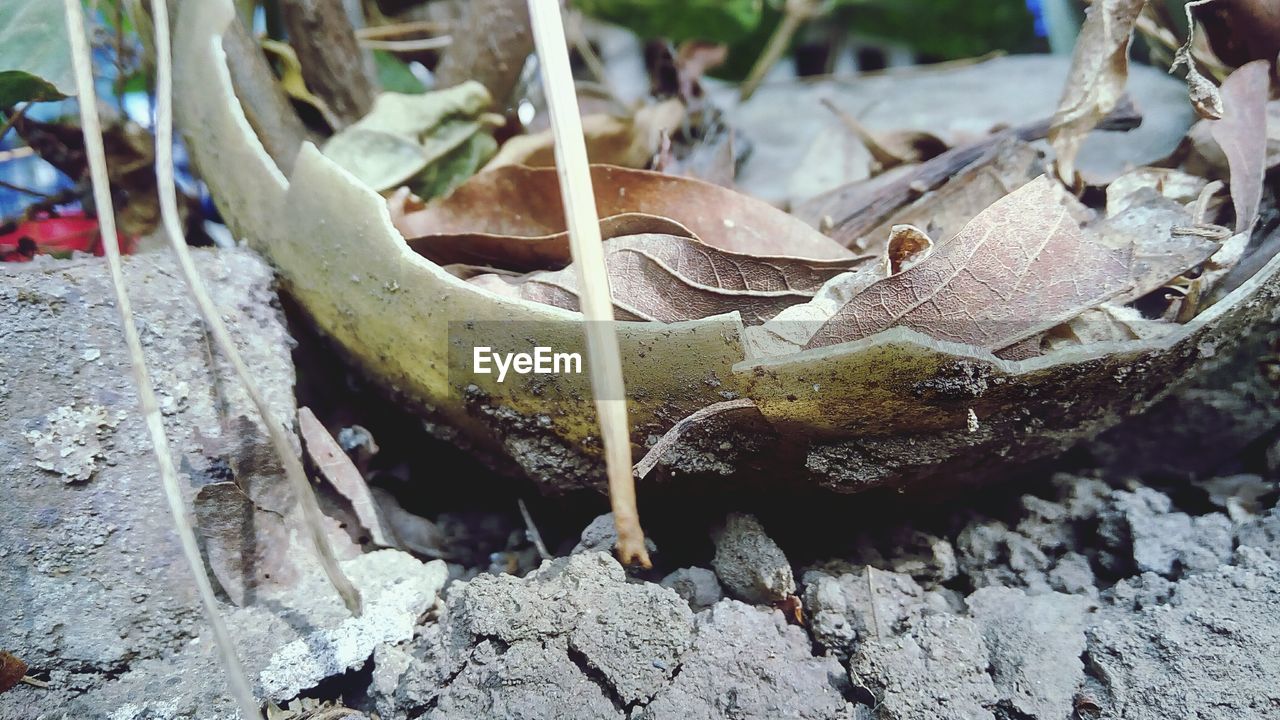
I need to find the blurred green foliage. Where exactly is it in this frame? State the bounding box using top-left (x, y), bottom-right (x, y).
top-left (838, 0), bottom-right (1039, 60)
top-left (572, 0), bottom-right (767, 45)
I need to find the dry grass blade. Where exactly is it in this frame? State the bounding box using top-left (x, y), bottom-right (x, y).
top-left (526, 0), bottom-right (649, 568)
top-left (633, 399), bottom-right (759, 481)
top-left (61, 0), bottom-right (261, 717)
top-left (151, 0), bottom-right (362, 616)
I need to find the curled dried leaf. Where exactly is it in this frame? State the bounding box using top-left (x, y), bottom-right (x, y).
top-left (1209, 60), bottom-right (1270, 234)
top-left (1169, 0), bottom-right (1225, 121)
top-left (485, 99), bottom-right (685, 171)
top-left (391, 164), bottom-right (855, 259)
top-left (885, 224), bottom-right (934, 276)
top-left (408, 212), bottom-right (696, 272)
top-left (1048, 0), bottom-right (1147, 184)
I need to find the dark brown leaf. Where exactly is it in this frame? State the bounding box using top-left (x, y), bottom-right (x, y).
top-left (806, 176), bottom-right (1132, 350)
top-left (392, 164), bottom-right (855, 259)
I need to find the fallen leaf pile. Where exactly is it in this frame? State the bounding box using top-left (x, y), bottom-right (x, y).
top-left (325, 0), bottom-right (1280, 366)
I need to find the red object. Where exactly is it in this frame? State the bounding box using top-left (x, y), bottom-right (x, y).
top-left (0, 210), bottom-right (138, 262)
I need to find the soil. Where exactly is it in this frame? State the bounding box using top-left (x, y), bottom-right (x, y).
top-left (2, 249), bottom-right (1279, 720)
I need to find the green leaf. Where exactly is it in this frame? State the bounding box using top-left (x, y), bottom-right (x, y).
top-left (321, 81), bottom-right (496, 196)
top-left (573, 0), bottom-right (765, 44)
top-left (373, 50), bottom-right (427, 94)
top-left (0, 0), bottom-right (76, 108)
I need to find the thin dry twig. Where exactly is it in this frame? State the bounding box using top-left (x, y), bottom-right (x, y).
top-left (151, 0), bottom-right (362, 616)
top-left (526, 0), bottom-right (650, 568)
top-left (517, 499), bottom-right (551, 561)
top-left (61, 0), bottom-right (260, 717)
top-left (633, 399), bottom-right (759, 481)
top-left (357, 36), bottom-right (452, 52)
top-left (740, 0), bottom-right (825, 101)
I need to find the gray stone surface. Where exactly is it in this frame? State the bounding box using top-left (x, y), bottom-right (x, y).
top-left (968, 587), bottom-right (1091, 720)
top-left (659, 567), bottom-right (723, 612)
top-left (1103, 487), bottom-right (1235, 577)
top-left (849, 613), bottom-right (998, 720)
top-left (711, 512), bottom-right (796, 604)
top-left (1085, 548), bottom-right (1280, 720)
top-left (0, 249), bottom-right (445, 719)
top-left (638, 601), bottom-right (852, 720)
top-left (801, 565), bottom-right (930, 659)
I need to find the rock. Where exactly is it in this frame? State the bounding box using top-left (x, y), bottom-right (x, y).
top-left (1196, 474), bottom-right (1275, 523)
top-left (0, 248), bottom-right (321, 719)
top-left (660, 568), bottom-right (724, 612)
top-left (712, 513), bottom-right (796, 604)
top-left (967, 587), bottom-right (1091, 720)
top-left (258, 551), bottom-right (448, 700)
top-left (431, 638), bottom-right (624, 720)
top-left (1085, 548), bottom-right (1280, 720)
top-left (1104, 487), bottom-right (1234, 577)
top-left (1048, 552), bottom-right (1098, 597)
top-left (638, 601), bottom-right (852, 720)
top-left (416, 552), bottom-right (692, 714)
top-left (1238, 507), bottom-right (1280, 560)
top-left (572, 512), bottom-right (658, 557)
top-left (801, 566), bottom-right (929, 658)
top-left (849, 613), bottom-right (998, 720)
top-left (956, 520), bottom-right (1052, 593)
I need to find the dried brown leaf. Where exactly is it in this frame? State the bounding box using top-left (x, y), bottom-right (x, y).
top-left (806, 177), bottom-right (1132, 350)
top-left (408, 212), bottom-right (696, 273)
top-left (0, 651), bottom-right (26, 694)
top-left (821, 98), bottom-right (949, 173)
top-left (391, 164), bottom-right (855, 259)
top-left (1048, 0), bottom-right (1147, 183)
top-left (852, 139), bottom-right (1043, 253)
top-left (193, 482), bottom-right (298, 606)
top-left (298, 407), bottom-right (394, 548)
top-left (473, 233), bottom-right (869, 325)
top-left (484, 99), bottom-right (685, 171)
top-left (1092, 189), bottom-right (1221, 305)
top-left (1210, 59), bottom-right (1270, 233)
top-left (885, 224), bottom-right (934, 276)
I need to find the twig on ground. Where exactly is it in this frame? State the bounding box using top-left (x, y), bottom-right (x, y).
top-left (357, 36), bottom-right (452, 52)
top-left (61, 0), bottom-right (261, 717)
top-left (740, 0), bottom-right (825, 102)
top-left (526, 0), bottom-right (650, 568)
top-left (517, 499), bottom-right (551, 562)
top-left (152, 0), bottom-right (363, 617)
top-left (633, 399), bottom-right (759, 481)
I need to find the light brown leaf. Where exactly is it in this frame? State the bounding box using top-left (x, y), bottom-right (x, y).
top-left (1047, 0), bottom-right (1147, 184)
top-left (473, 233), bottom-right (870, 325)
top-left (1092, 189), bottom-right (1221, 304)
top-left (1210, 59), bottom-right (1270, 233)
top-left (484, 99), bottom-right (685, 171)
top-left (1105, 167), bottom-right (1210, 217)
top-left (408, 212), bottom-right (696, 273)
top-left (298, 407), bottom-right (394, 548)
top-left (806, 176), bottom-right (1132, 350)
top-left (742, 264), bottom-right (887, 358)
top-left (391, 164), bottom-right (855, 259)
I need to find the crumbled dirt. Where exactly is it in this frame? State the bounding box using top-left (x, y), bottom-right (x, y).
top-left (4, 247), bottom-right (1279, 720)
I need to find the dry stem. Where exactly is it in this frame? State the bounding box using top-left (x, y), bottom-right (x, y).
top-left (151, 0), bottom-right (362, 617)
top-left (61, 0), bottom-right (260, 716)
top-left (526, 0), bottom-right (650, 568)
